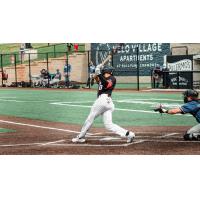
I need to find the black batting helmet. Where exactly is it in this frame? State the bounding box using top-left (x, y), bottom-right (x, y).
top-left (101, 66), bottom-right (114, 75)
top-left (183, 89), bottom-right (199, 103)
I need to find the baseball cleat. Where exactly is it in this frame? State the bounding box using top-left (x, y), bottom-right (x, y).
top-left (193, 134), bottom-right (200, 141)
top-left (183, 133), bottom-right (200, 141)
top-left (72, 136), bottom-right (86, 143)
top-left (126, 131), bottom-right (135, 143)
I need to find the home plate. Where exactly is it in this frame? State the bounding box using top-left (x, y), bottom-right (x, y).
top-left (100, 137), bottom-right (122, 141)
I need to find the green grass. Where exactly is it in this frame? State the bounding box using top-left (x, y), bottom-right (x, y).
top-left (0, 89), bottom-right (197, 127)
top-left (0, 43), bottom-right (49, 53)
top-left (0, 43), bottom-right (85, 67)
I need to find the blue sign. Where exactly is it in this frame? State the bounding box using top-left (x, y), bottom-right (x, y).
top-left (91, 43), bottom-right (170, 76)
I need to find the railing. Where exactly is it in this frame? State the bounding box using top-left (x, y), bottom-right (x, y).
top-left (0, 48), bottom-right (164, 90)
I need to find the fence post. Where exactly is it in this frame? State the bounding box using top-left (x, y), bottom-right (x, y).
top-left (28, 53), bottom-right (32, 87)
top-left (191, 71), bottom-right (193, 90)
top-left (14, 54), bottom-right (17, 87)
top-left (87, 50), bottom-right (90, 88)
top-left (111, 50), bottom-right (114, 67)
top-left (177, 72), bottom-right (179, 89)
top-left (136, 47), bottom-right (140, 91)
top-left (1, 54), bottom-right (3, 87)
top-left (54, 45), bottom-right (56, 58)
top-left (46, 53), bottom-right (50, 87)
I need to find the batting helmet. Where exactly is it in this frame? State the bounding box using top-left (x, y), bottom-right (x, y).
top-left (102, 66), bottom-right (114, 75)
top-left (183, 89), bottom-right (199, 103)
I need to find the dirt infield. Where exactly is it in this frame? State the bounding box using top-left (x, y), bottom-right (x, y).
top-left (0, 115), bottom-right (199, 155)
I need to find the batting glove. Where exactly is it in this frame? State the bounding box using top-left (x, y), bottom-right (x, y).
top-left (95, 65), bottom-right (102, 75)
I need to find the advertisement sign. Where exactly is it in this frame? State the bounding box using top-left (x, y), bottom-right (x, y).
top-left (167, 55), bottom-right (193, 89)
top-left (91, 43), bottom-right (170, 76)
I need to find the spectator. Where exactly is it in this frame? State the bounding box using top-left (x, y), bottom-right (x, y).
top-left (67, 43), bottom-right (73, 52)
top-left (2, 70), bottom-right (8, 86)
top-left (74, 43), bottom-right (79, 52)
top-left (63, 61), bottom-right (72, 88)
top-left (162, 64), bottom-right (170, 88)
top-left (153, 66), bottom-right (162, 88)
top-left (40, 68), bottom-right (50, 87)
top-left (50, 69), bottom-right (62, 88)
top-left (83, 61), bottom-right (96, 89)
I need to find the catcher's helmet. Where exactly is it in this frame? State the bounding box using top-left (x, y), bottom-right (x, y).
top-left (183, 89), bottom-right (199, 103)
top-left (102, 66), bottom-right (114, 75)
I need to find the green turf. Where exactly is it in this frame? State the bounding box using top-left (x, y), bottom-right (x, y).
top-left (0, 43), bottom-right (49, 53)
top-left (0, 128), bottom-right (15, 133)
top-left (0, 89), bottom-right (197, 127)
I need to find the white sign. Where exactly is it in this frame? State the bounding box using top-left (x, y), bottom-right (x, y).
top-left (168, 59), bottom-right (192, 71)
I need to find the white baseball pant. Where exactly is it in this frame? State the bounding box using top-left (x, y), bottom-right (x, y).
top-left (78, 94), bottom-right (128, 138)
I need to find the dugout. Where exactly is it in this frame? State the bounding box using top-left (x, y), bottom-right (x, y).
top-left (151, 54), bottom-right (200, 89)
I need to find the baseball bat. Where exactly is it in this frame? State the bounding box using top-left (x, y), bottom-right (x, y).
top-left (94, 43), bottom-right (125, 81)
top-left (100, 43), bottom-right (124, 68)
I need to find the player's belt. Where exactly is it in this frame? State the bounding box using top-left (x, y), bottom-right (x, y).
top-left (98, 93), bottom-right (111, 98)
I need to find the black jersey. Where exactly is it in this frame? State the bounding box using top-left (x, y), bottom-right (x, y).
top-left (97, 74), bottom-right (116, 97)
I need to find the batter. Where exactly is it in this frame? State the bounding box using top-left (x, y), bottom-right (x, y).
top-left (72, 64), bottom-right (135, 143)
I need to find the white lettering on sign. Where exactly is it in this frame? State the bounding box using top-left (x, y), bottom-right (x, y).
top-left (168, 59), bottom-right (192, 71)
top-left (171, 76), bottom-right (189, 86)
top-left (130, 43), bottom-right (163, 53)
top-left (119, 54), bottom-right (154, 62)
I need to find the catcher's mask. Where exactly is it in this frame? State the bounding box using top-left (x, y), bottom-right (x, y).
top-left (102, 66), bottom-right (114, 75)
top-left (183, 89), bottom-right (199, 103)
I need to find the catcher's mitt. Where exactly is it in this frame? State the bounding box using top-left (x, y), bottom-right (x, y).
top-left (154, 104), bottom-right (168, 113)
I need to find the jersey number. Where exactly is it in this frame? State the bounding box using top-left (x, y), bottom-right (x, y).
top-left (98, 84), bottom-right (103, 91)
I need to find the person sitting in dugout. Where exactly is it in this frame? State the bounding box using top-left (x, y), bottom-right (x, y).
top-left (154, 89), bottom-right (200, 141)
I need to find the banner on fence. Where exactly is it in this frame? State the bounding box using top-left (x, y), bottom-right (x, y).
top-left (91, 43), bottom-right (170, 76)
top-left (167, 55), bottom-right (193, 89)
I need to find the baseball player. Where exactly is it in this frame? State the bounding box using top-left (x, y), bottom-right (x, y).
top-left (72, 64), bottom-right (135, 143)
top-left (154, 89), bottom-right (200, 141)
top-left (82, 61), bottom-right (96, 89)
top-left (87, 61), bottom-right (96, 88)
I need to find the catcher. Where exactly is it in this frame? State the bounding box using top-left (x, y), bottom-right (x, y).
top-left (154, 89), bottom-right (200, 141)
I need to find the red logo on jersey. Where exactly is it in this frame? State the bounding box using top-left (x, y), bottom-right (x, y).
top-left (106, 80), bottom-right (113, 89)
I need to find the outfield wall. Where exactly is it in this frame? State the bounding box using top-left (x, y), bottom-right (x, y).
top-left (1, 43), bottom-right (200, 86)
